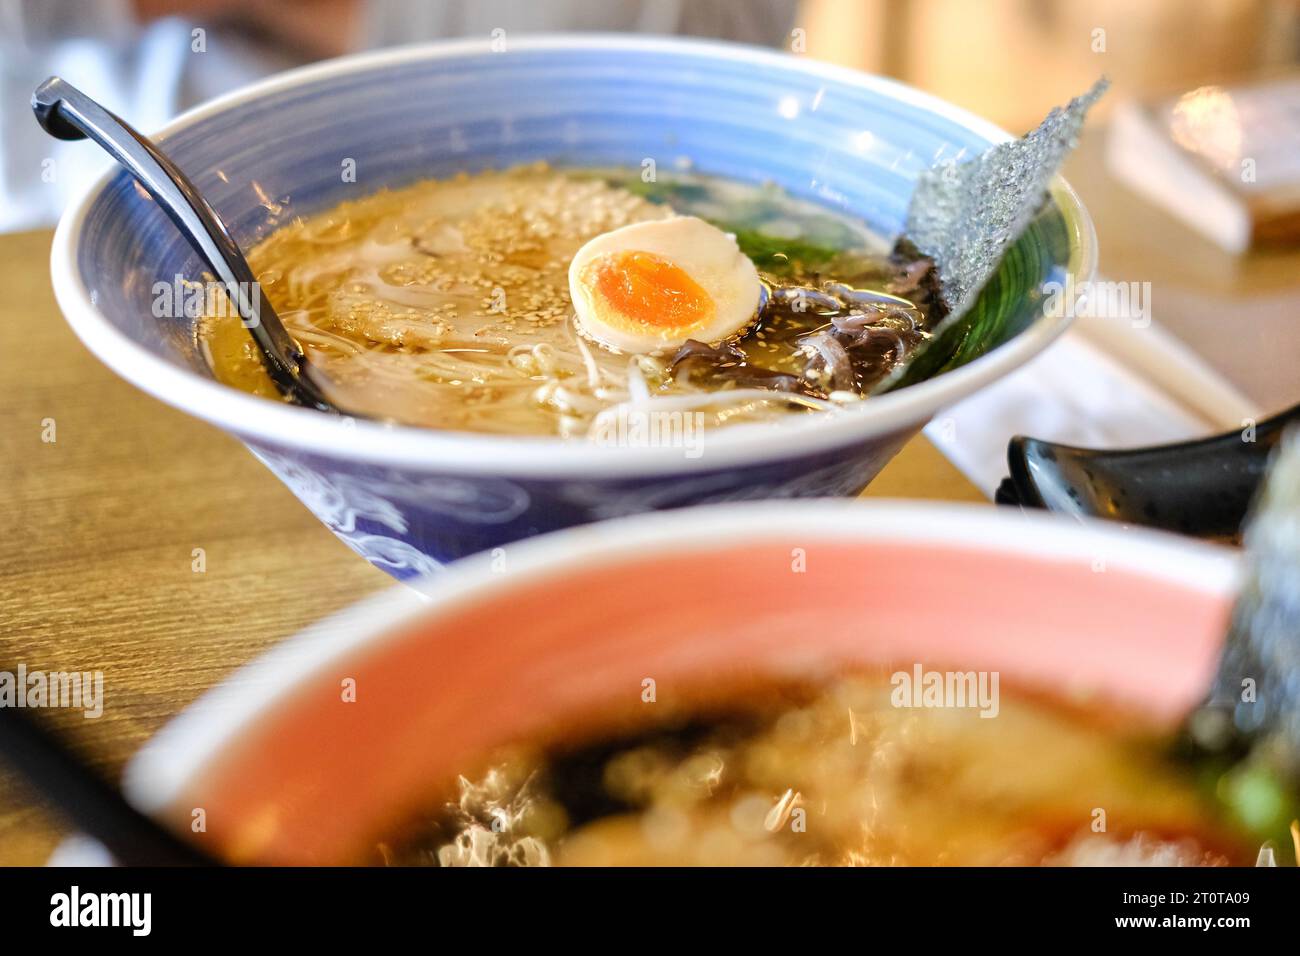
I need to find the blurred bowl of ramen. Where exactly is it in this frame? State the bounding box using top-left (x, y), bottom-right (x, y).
top-left (121, 502), bottom-right (1241, 866)
top-left (50, 36), bottom-right (1094, 577)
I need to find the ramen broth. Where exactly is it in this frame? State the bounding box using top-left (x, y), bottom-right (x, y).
top-left (199, 165), bottom-right (938, 435)
top-left (378, 673), bottom-right (1254, 867)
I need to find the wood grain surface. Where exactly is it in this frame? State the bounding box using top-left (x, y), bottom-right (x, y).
top-left (0, 227), bottom-right (982, 865)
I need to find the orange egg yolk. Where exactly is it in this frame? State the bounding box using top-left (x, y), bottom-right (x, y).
top-left (589, 251), bottom-right (715, 329)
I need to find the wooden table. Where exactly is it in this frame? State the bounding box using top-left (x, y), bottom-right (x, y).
top-left (0, 227), bottom-right (982, 865)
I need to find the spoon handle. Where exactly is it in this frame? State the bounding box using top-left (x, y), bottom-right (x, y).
top-left (32, 76), bottom-right (335, 412)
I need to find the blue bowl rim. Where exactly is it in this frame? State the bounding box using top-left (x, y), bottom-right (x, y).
top-left (50, 33), bottom-right (1097, 478)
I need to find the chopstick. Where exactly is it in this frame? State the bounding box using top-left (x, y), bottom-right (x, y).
top-left (0, 696), bottom-right (218, 866)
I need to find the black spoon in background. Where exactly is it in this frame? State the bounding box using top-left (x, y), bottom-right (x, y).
top-left (31, 76), bottom-right (343, 415)
top-left (0, 698), bottom-right (216, 865)
top-left (996, 403), bottom-right (1300, 541)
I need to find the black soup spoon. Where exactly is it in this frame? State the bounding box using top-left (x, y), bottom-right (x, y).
top-left (997, 403), bottom-right (1300, 541)
top-left (32, 76), bottom-right (343, 414)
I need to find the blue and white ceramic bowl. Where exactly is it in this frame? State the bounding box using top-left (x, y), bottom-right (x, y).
top-left (51, 35), bottom-right (1095, 579)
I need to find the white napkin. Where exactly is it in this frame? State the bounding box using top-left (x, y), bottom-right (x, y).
top-left (926, 311), bottom-right (1260, 498)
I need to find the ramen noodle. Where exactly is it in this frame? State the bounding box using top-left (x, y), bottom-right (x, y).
top-left (200, 164), bottom-right (939, 436)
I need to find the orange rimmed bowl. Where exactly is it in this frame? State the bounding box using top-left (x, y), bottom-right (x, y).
top-left (121, 500), bottom-right (1237, 864)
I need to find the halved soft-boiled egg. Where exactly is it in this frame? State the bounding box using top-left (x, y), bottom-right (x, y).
top-left (568, 216), bottom-right (764, 354)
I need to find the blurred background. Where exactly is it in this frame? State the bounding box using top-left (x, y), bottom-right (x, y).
top-left (3, 0), bottom-right (1298, 409)
top-left (1, 0), bottom-right (1297, 866)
